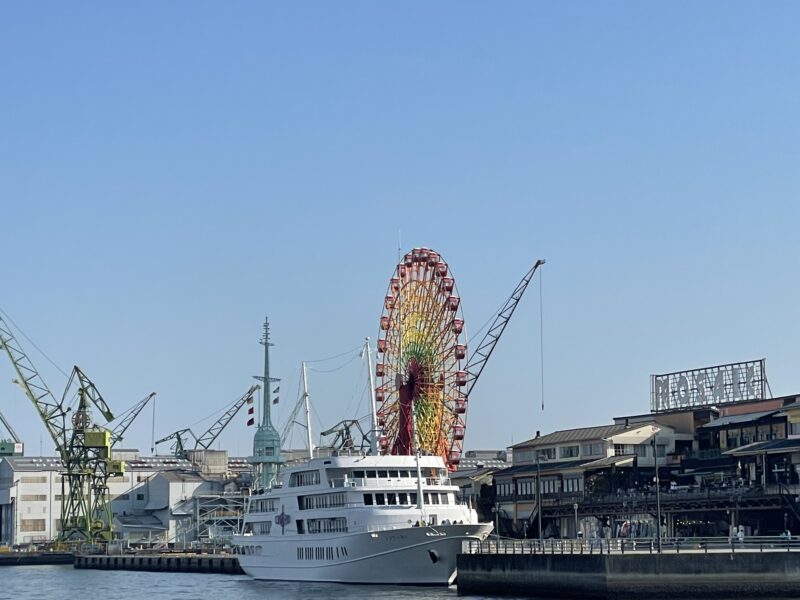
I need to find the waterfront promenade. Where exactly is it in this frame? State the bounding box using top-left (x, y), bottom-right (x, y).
top-left (458, 537), bottom-right (800, 598)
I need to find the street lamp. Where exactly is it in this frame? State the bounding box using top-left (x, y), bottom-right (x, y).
top-left (536, 452), bottom-right (542, 540)
top-left (492, 504), bottom-right (500, 540)
top-left (573, 503), bottom-right (579, 539)
top-left (652, 434), bottom-right (662, 553)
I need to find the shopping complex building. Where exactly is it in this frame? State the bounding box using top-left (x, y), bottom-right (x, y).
top-left (490, 358), bottom-right (800, 539)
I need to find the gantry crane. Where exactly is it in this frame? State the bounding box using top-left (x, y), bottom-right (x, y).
top-left (156, 384), bottom-right (259, 456)
top-left (0, 314), bottom-right (152, 543)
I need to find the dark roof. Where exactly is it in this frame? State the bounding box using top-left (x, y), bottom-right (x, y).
top-left (493, 459), bottom-right (593, 479)
top-left (512, 423), bottom-right (652, 449)
top-left (724, 438), bottom-right (800, 456)
top-left (700, 410), bottom-right (780, 429)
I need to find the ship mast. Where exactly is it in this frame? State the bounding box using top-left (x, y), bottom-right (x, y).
top-left (364, 337), bottom-right (379, 455)
top-left (301, 361), bottom-right (314, 460)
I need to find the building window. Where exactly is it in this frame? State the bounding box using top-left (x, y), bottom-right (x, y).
top-left (514, 449), bottom-right (534, 463)
top-left (20, 477), bottom-right (47, 484)
top-left (563, 477), bottom-right (583, 493)
top-left (634, 445), bottom-right (649, 458)
top-left (20, 519), bottom-right (46, 532)
top-left (560, 446), bottom-right (579, 459)
top-left (495, 482), bottom-right (513, 497)
top-left (517, 478), bottom-right (534, 497)
top-left (581, 443), bottom-right (605, 457)
top-left (656, 445), bottom-right (666, 457)
top-left (541, 478), bottom-right (560, 494)
top-left (20, 495), bottom-right (47, 502)
top-left (614, 444), bottom-right (626, 456)
top-left (537, 448), bottom-right (556, 461)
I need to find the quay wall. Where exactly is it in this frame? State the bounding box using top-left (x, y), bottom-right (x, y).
top-left (0, 552), bottom-right (74, 567)
top-left (74, 554), bottom-right (244, 575)
top-left (457, 552), bottom-right (800, 598)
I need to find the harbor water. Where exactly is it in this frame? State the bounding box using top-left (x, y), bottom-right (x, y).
top-left (0, 564), bottom-right (518, 600)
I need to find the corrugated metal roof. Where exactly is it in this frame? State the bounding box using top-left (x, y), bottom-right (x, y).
top-left (700, 410), bottom-right (779, 429)
top-left (724, 438), bottom-right (800, 456)
top-left (493, 459), bottom-right (594, 479)
top-left (512, 423), bottom-right (649, 448)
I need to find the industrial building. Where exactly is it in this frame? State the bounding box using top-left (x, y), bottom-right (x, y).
top-left (0, 449), bottom-right (250, 547)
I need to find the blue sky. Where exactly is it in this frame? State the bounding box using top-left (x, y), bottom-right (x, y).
top-left (1, 3), bottom-right (799, 456)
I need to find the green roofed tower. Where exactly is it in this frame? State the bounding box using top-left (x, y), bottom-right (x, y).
top-left (248, 317), bottom-right (282, 490)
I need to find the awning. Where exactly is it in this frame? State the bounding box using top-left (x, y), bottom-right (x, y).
top-left (724, 438), bottom-right (800, 457)
top-left (582, 455), bottom-right (635, 471)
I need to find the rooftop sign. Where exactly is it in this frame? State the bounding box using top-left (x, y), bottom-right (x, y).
top-left (650, 359), bottom-right (766, 413)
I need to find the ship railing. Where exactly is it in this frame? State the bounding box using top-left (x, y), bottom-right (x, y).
top-left (329, 476), bottom-right (451, 489)
top-left (463, 536), bottom-right (800, 555)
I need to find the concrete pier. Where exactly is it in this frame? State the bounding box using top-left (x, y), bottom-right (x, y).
top-left (74, 553), bottom-right (244, 575)
top-left (0, 552), bottom-right (74, 566)
top-left (458, 540), bottom-right (800, 598)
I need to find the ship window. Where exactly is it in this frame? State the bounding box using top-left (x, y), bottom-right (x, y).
top-left (375, 493), bottom-right (386, 505)
top-left (431, 494), bottom-right (440, 505)
top-left (423, 493), bottom-right (430, 504)
top-left (441, 493), bottom-right (450, 505)
top-left (296, 520), bottom-right (305, 534)
top-left (353, 470), bottom-right (365, 478)
top-left (399, 493), bottom-right (408, 505)
top-left (378, 470), bottom-right (388, 478)
top-left (410, 493), bottom-right (417, 505)
top-left (363, 494), bottom-right (373, 505)
top-left (289, 470), bottom-right (321, 487)
top-left (387, 493), bottom-right (397, 505)
top-left (366, 470), bottom-right (377, 478)
top-left (399, 470), bottom-right (411, 477)
top-left (388, 470), bottom-right (399, 478)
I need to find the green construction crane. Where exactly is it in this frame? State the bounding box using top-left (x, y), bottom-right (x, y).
top-left (155, 428), bottom-right (196, 457)
top-left (0, 313), bottom-right (151, 544)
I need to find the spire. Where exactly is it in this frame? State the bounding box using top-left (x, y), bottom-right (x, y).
top-left (248, 316), bottom-right (282, 490)
top-left (260, 317), bottom-right (274, 428)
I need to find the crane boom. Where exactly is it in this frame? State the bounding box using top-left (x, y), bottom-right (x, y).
top-left (0, 409), bottom-right (21, 444)
top-left (155, 428), bottom-right (195, 455)
top-left (0, 315), bottom-right (68, 455)
top-left (464, 259), bottom-right (545, 396)
top-left (110, 392), bottom-right (155, 446)
top-left (195, 384), bottom-right (259, 450)
top-left (65, 366), bottom-right (114, 423)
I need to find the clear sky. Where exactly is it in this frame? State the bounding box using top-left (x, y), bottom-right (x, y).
top-left (1, 3), bottom-right (799, 457)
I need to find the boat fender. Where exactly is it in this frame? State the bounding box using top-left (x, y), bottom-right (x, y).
top-left (428, 550), bottom-right (439, 564)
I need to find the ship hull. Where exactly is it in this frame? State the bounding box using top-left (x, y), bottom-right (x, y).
top-left (234, 523), bottom-right (492, 585)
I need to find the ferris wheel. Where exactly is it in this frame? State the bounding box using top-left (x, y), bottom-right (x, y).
top-left (374, 247), bottom-right (468, 470)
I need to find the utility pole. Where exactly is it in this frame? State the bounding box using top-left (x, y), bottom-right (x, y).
top-left (536, 451), bottom-right (542, 539)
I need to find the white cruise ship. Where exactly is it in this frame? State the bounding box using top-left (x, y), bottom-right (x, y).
top-left (232, 453), bottom-right (492, 584)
